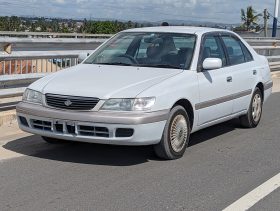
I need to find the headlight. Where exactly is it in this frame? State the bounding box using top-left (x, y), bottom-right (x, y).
top-left (23, 89), bottom-right (43, 104)
top-left (101, 97), bottom-right (155, 111)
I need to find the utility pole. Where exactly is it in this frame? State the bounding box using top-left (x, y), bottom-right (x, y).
top-left (264, 9), bottom-right (268, 37)
top-left (272, 0), bottom-right (279, 37)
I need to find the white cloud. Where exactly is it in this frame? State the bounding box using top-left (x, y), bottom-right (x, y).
top-left (0, 0), bottom-right (275, 24)
top-left (54, 0), bottom-right (65, 4)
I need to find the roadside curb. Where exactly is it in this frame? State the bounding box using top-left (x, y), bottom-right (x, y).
top-left (0, 110), bottom-right (17, 127)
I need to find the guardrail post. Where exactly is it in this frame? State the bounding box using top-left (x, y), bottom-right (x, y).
top-left (20, 60), bottom-right (22, 74)
top-left (35, 59), bottom-right (38, 73)
top-left (9, 61), bottom-right (11, 75)
top-left (15, 60), bottom-right (17, 74)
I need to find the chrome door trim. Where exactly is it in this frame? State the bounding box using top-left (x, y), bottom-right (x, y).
top-left (195, 89), bottom-right (252, 110)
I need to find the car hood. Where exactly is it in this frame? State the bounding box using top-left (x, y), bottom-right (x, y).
top-left (30, 64), bottom-right (182, 99)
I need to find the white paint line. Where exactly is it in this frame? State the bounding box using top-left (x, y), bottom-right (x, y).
top-left (223, 172), bottom-right (280, 211)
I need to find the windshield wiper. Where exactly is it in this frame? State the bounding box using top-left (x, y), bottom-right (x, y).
top-left (94, 62), bottom-right (133, 66)
top-left (140, 64), bottom-right (182, 69)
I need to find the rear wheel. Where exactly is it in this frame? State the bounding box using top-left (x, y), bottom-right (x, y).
top-left (239, 87), bottom-right (263, 128)
top-left (154, 105), bottom-right (190, 160)
top-left (42, 136), bottom-right (69, 144)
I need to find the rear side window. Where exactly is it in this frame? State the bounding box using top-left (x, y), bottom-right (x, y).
top-left (221, 36), bottom-right (245, 65)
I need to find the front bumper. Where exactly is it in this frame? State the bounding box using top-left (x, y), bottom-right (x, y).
top-left (16, 102), bottom-right (168, 146)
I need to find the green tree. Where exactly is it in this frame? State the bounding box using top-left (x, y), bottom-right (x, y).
top-left (0, 16), bottom-right (145, 34)
top-left (241, 6), bottom-right (262, 31)
top-left (0, 17), bottom-right (9, 30)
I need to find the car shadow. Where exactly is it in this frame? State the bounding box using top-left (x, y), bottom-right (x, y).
top-left (189, 118), bottom-right (240, 147)
top-left (3, 119), bottom-right (240, 166)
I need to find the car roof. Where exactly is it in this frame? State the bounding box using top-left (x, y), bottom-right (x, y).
top-left (123, 26), bottom-right (230, 36)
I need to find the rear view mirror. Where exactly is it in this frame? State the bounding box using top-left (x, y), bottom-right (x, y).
top-left (202, 58), bottom-right (222, 70)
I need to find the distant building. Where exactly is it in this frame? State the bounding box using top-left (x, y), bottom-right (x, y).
top-left (76, 22), bottom-right (83, 28)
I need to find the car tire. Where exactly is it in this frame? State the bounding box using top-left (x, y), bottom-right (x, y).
top-left (239, 87), bottom-right (263, 128)
top-left (42, 136), bottom-right (69, 144)
top-left (154, 105), bottom-right (191, 160)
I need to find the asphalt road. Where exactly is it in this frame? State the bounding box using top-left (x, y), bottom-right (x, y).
top-left (0, 93), bottom-right (280, 211)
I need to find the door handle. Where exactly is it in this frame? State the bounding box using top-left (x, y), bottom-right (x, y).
top-left (253, 70), bottom-right (257, 75)
top-left (227, 76), bottom-right (232, 82)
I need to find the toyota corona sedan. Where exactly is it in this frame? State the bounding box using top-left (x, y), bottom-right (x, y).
top-left (16, 26), bottom-right (273, 160)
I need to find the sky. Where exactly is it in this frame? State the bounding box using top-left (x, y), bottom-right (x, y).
top-left (0, 0), bottom-right (277, 24)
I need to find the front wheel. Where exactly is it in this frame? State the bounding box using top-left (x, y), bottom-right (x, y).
top-left (239, 87), bottom-right (263, 128)
top-left (154, 105), bottom-right (191, 160)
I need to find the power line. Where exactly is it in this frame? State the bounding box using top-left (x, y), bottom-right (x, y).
top-left (268, 11), bottom-right (280, 24)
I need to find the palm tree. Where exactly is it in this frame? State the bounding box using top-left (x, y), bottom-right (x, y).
top-left (241, 6), bottom-right (262, 31)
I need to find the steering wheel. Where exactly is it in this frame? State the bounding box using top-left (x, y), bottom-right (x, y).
top-left (117, 54), bottom-right (139, 64)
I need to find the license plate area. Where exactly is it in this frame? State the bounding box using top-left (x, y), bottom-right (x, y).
top-left (54, 120), bottom-right (64, 133)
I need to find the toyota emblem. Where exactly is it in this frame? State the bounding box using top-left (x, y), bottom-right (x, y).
top-left (64, 100), bottom-right (72, 106)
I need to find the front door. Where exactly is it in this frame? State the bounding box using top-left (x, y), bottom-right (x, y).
top-left (197, 34), bottom-right (234, 125)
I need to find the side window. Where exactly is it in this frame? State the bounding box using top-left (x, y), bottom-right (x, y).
top-left (202, 36), bottom-right (227, 66)
top-left (240, 42), bottom-right (254, 62)
top-left (221, 36), bottom-right (246, 65)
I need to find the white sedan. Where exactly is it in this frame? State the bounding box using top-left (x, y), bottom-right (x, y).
top-left (16, 26), bottom-right (273, 160)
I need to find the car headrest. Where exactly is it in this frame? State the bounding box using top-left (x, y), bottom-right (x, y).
top-left (227, 47), bottom-right (234, 56)
top-left (203, 47), bottom-right (211, 60)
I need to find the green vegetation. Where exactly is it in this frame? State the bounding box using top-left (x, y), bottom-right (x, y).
top-left (0, 16), bottom-right (147, 34)
top-left (81, 20), bottom-right (145, 34)
top-left (240, 6), bottom-right (262, 31)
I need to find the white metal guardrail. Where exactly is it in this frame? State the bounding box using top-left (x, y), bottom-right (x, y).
top-left (0, 50), bottom-right (93, 75)
top-left (0, 38), bottom-right (105, 53)
top-left (0, 31), bottom-right (113, 39)
top-left (0, 53), bottom-right (79, 75)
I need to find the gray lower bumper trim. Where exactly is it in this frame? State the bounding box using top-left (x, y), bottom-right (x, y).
top-left (16, 102), bottom-right (169, 125)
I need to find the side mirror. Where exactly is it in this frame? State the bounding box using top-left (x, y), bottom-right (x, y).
top-left (202, 58), bottom-right (222, 70)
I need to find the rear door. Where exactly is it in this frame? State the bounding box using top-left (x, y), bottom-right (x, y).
top-left (197, 33), bottom-right (234, 125)
top-left (220, 35), bottom-right (255, 114)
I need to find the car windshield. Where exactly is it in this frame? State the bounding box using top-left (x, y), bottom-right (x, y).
top-left (84, 32), bottom-right (196, 70)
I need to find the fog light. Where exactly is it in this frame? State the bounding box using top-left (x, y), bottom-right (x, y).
top-left (19, 116), bottom-right (29, 127)
top-left (116, 128), bottom-right (134, 137)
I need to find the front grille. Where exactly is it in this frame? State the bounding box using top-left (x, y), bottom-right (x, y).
top-left (46, 94), bottom-right (99, 110)
top-left (78, 125), bottom-right (109, 138)
top-left (30, 118), bottom-right (110, 138)
top-left (30, 119), bottom-right (52, 131)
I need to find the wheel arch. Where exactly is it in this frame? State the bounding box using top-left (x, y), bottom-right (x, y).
top-left (256, 82), bottom-right (264, 100)
top-left (172, 99), bottom-right (194, 130)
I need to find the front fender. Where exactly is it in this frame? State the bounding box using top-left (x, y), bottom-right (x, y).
top-left (137, 71), bottom-right (199, 112)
